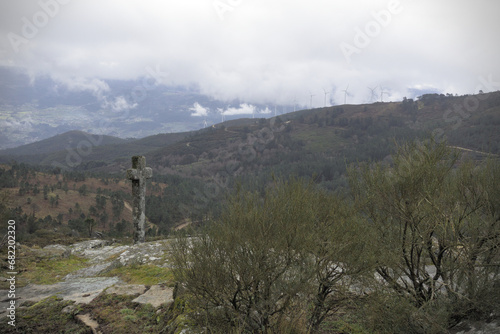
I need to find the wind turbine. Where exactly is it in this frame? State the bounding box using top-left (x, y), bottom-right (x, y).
top-left (342, 85), bottom-right (350, 105)
top-left (323, 88), bottom-right (330, 107)
top-left (380, 87), bottom-right (389, 102)
top-left (309, 91), bottom-right (315, 109)
top-left (203, 118), bottom-right (208, 128)
top-left (219, 107), bottom-right (226, 122)
top-left (293, 98), bottom-right (297, 112)
top-left (368, 86), bottom-right (377, 102)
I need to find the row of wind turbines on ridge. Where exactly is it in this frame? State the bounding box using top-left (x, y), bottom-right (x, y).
top-left (205, 85), bottom-right (391, 127)
top-left (340, 85), bottom-right (390, 105)
top-left (309, 85), bottom-right (390, 108)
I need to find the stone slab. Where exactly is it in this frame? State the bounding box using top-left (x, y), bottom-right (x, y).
top-left (132, 285), bottom-right (174, 308)
top-left (105, 284), bottom-right (147, 296)
top-left (0, 277), bottom-right (122, 314)
top-left (64, 261), bottom-right (119, 280)
top-left (70, 240), bottom-right (110, 254)
top-left (76, 313), bottom-right (101, 334)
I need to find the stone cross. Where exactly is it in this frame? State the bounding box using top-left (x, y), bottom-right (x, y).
top-left (127, 156), bottom-right (152, 244)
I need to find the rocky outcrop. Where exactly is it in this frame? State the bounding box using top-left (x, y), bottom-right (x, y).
top-left (105, 284), bottom-right (147, 296)
top-left (42, 244), bottom-right (71, 259)
top-left (57, 239), bottom-right (171, 279)
top-left (131, 284), bottom-right (174, 308)
top-left (64, 261), bottom-right (120, 280)
top-left (10, 277), bottom-right (122, 307)
top-left (115, 240), bottom-right (169, 266)
top-left (69, 240), bottom-right (111, 255)
top-left (0, 239), bottom-right (175, 321)
top-left (69, 239), bottom-right (169, 267)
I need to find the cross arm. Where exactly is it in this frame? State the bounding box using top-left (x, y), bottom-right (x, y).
top-left (143, 167), bottom-right (153, 179)
top-left (127, 167), bottom-right (152, 181)
top-left (127, 168), bottom-right (140, 181)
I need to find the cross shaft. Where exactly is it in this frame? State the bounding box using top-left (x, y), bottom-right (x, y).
top-left (127, 156), bottom-right (152, 244)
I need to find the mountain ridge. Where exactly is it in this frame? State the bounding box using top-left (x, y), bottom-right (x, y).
top-left (1, 91), bottom-right (499, 182)
top-left (0, 130), bottom-right (128, 156)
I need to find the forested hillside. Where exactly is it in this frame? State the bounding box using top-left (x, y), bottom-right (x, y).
top-left (0, 163), bottom-right (212, 246)
top-left (1, 91), bottom-right (499, 244)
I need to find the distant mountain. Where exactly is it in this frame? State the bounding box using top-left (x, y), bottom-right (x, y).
top-left (0, 66), bottom-right (287, 149)
top-left (2, 91), bottom-right (498, 186)
top-left (0, 130), bottom-right (127, 156)
top-left (0, 129), bottom-right (192, 168)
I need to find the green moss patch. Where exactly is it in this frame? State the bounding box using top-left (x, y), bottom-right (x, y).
top-left (0, 255), bottom-right (89, 288)
top-left (100, 263), bottom-right (174, 286)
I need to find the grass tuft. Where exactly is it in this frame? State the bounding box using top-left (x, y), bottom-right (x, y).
top-left (0, 255), bottom-right (89, 288)
top-left (100, 263), bottom-right (174, 286)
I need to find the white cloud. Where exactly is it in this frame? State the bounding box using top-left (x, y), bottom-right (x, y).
top-left (104, 95), bottom-right (137, 112)
top-left (222, 103), bottom-right (256, 116)
top-left (0, 0), bottom-right (499, 107)
top-left (2, 117), bottom-right (33, 132)
top-left (259, 107), bottom-right (272, 114)
top-left (52, 76), bottom-right (110, 100)
top-left (46, 75), bottom-right (137, 111)
top-left (189, 102), bottom-right (208, 117)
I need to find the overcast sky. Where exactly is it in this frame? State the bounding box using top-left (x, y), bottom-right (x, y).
top-left (1, 0), bottom-right (499, 108)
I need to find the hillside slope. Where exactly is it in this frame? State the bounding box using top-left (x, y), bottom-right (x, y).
top-left (0, 130), bottom-right (127, 156)
top-left (0, 130), bottom-right (192, 168)
top-left (1, 91), bottom-right (499, 181)
top-left (139, 91), bottom-right (500, 187)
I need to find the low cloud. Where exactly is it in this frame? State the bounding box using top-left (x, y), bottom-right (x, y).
top-left (51, 76), bottom-right (136, 112)
top-left (189, 102), bottom-right (208, 117)
top-left (54, 76), bottom-right (110, 100)
top-left (2, 117), bottom-right (33, 132)
top-left (104, 95), bottom-right (137, 112)
top-left (260, 107), bottom-right (272, 114)
top-left (0, 0), bottom-right (498, 107)
top-left (220, 103), bottom-right (256, 116)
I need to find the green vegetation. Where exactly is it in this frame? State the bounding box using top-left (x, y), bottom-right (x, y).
top-left (0, 252), bottom-right (89, 289)
top-left (2, 92), bottom-right (500, 241)
top-left (17, 255), bottom-right (89, 287)
top-left (102, 263), bottom-right (174, 286)
top-left (84, 293), bottom-right (172, 334)
top-left (1, 92), bottom-right (500, 332)
top-left (170, 139), bottom-right (500, 333)
top-left (0, 161), bottom-right (216, 242)
top-left (170, 178), bottom-right (368, 333)
top-left (2, 296), bottom-right (89, 333)
top-left (1, 293), bottom-right (174, 334)
top-left (350, 139), bottom-right (500, 332)
top-left (0, 137), bottom-right (498, 333)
